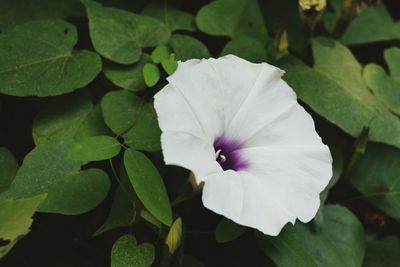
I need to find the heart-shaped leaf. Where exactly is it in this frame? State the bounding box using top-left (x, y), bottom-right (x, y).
top-left (111, 235), bottom-right (155, 267)
top-left (0, 140), bottom-right (110, 215)
top-left (83, 0), bottom-right (170, 64)
top-left (0, 20), bottom-right (101, 97)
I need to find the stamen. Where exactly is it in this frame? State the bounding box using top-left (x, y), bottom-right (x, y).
top-left (218, 154), bottom-right (226, 164)
top-left (215, 149), bottom-right (222, 159)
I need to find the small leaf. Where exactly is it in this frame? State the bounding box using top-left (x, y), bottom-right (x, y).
top-left (69, 136), bottom-right (121, 162)
top-left (215, 218), bottom-right (247, 243)
top-left (170, 34), bottom-right (210, 61)
top-left (0, 140), bottom-right (110, 215)
top-left (151, 45), bottom-right (170, 64)
top-left (0, 194), bottom-right (47, 258)
top-left (83, 0), bottom-right (170, 64)
top-left (0, 20), bottom-right (101, 97)
top-left (111, 235), bottom-right (155, 267)
top-left (220, 35), bottom-right (267, 63)
top-left (103, 54), bottom-right (151, 92)
top-left (101, 90), bottom-right (161, 151)
top-left (0, 147), bottom-right (19, 193)
top-left (165, 217), bottom-right (183, 254)
top-left (195, 0), bottom-right (268, 41)
top-left (124, 149), bottom-right (172, 226)
top-left (161, 55), bottom-right (178, 75)
top-left (143, 63), bottom-right (161, 87)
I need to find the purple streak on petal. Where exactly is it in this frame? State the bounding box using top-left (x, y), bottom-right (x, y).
top-left (213, 135), bottom-right (249, 171)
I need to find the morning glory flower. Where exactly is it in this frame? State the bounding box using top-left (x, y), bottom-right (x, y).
top-left (154, 55), bottom-right (332, 236)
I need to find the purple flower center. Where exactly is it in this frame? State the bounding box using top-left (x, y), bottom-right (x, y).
top-left (213, 136), bottom-right (248, 171)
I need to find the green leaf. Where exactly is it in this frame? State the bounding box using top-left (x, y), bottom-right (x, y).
top-left (0, 148), bottom-right (19, 193)
top-left (94, 186), bottom-right (136, 236)
top-left (349, 143), bottom-right (400, 219)
top-left (161, 56), bottom-right (178, 75)
top-left (385, 47), bottom-right (400, 83)
top-left (363, 236), bottom-right (400, 267)
top-left (0, 194), bottom-right (47, 259)
top-left (215, 218), bottom-right (247, 243)
top-left (257, 205), bottom-right (365, 267)
top-left (0, 20), bottom-right (101, 97)
top-left (124, 149), bottom-right (172, 226)
top-left (103, 54), bottom-right (151, 92)
top-left (220, 35), bottom-right (267, 63)
top-left (101, 90), bottom-right (161, 151)
top-left (32, 92), bottom-right (110, 145)
top-left (278, 37), bottom-right (400, 149)
top-left (170, 34), bottom-right (210, 61)
top-left (363, 63), bottom-right (400, 115)
top-left (69, 136), bottom-right (121, 162)
top-left (151, 45), bottom-right (170, 64)
top-left (342, 4), bottom-right (400, 45)
top-left (141, 4), bottom-right (195, 32)
top-left (83, 0), bottom-right (170, 64)
top-left (0, 0), bottom-right (83, 31)
top-left (195, 0), bottom-right (268, 41)
top-left (95, 161), bottom-right (137, 236)
top-left (143, 63), bottom-right (161, 87)
top-left (111, 235), bottom-right (155, 267)
top-left (0, 140), bottom-right (110, 215)
top-left (165, 217), bottom-right (183, 254)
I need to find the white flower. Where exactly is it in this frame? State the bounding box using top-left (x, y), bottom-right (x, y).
top-left (154, 55), bottom-right (332, 236)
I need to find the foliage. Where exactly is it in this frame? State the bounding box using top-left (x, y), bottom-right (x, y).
top-left (1, 0), bottom-right (400, 266)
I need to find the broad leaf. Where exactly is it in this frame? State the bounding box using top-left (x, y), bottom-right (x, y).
top-left (142, 4), bottom-right (195, 32)
top-left (195, 0), bottom-right (268, 41)
top-left (0, 194), bottom-right (47, 258)
top-left (342, 4), bottom-right (400, 45)
top-left (279, 37), bottom-right (400, 149)
top-left (220, 35), bottom-right (267, 62)
top-left (170, 34), bottom-right (210, 61)
top-left (363, 63), bottom-right (400, 115)
top-left (111, 235), bottom-right (155, 267)
top-left (124, 149), bottom-right (172, 226)
top-left (0, 140), bottom-right (110, 215)
top-left (0, 0), bottom-right (83, 30)
top-left (83, 0), bottom-right (170, 64)
top-left (101, 90), bottom-right (161, 151)
top-left (103, 54), bottom-right (151, 92)
top-left (0, 148), bottom-right (19, 193)
top-left (69, 136), bottom-right (121, 162)
top-left (215, 218), bottom-right (247, 243)
top-left (0, 20), bottom-right (101, 97)
top-left (258, 205), bottom-right (365, 267)
top-left (32, 92), bottom-right (110, 145)
top-left (349, 143), bottom-right (400, 219)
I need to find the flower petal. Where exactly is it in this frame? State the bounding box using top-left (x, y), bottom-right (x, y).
top-left (160, 131), bottom-right (221, 183)
top-left (240, 145), bottom-right (332, 223)
top-left (202, 170), bottom-right (296, 236)
top-left (166, 59), bottom-right (225, 141)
